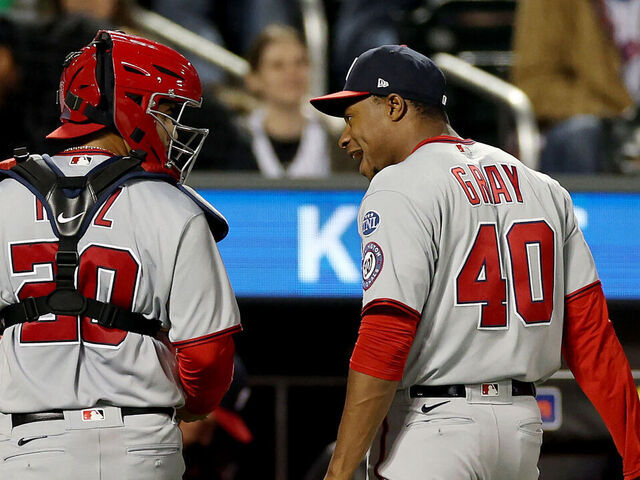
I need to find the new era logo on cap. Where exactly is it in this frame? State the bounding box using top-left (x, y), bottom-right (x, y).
top-left (377, 78), bottom-right (389, 88)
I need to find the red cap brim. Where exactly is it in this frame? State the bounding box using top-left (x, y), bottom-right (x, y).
top-left (310, 90), bottom-right (370, 117)
top-left (214, 407), bottom-right (253, 444)
top-left (46, 122), bottom-right (106, 140)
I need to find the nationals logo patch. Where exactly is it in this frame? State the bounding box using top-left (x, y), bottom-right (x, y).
top-left (362, 210), bottom-right (380, 236)
top-left (362, 242), bottom-right (384, 290)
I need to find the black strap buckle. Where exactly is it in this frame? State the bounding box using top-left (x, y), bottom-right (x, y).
top-left (13, 147), bottom-right (30, 162)
top-left (22, 297), bottom-right (41, 322)
top-left (97, 303), bottom-right (119, 329)
top-left (55, 251), bottom-right (79, 268)
top-left (46, 289), bottom-right (86, 315)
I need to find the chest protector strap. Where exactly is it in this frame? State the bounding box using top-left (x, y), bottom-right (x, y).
top-left (0, 151), bottom-right (162, 338)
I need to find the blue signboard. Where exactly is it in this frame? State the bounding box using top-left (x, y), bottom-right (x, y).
top-left (572, 193), bottom-right (640, 300)
top-left (199, 189), bottom-right (640, 299)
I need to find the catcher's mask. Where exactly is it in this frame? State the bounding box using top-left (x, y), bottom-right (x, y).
top-left (47, 30), bottom-right (208, 182)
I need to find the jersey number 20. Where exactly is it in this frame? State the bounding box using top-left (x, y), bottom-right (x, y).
top-left (10, 241), bottom-right (140, 347)
top-left (456, 221), bottom-right (554, 328)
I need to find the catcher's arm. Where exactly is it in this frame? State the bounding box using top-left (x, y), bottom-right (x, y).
top-left (174, 334), bottom-right (235, 422)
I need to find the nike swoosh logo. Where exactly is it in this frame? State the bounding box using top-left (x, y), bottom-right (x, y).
top-left (421, 400), bottom-right (450, 414)
top-left (57, 212), bottom-right (84, 224)
top-left (18, 435), bottom-right (48, 446)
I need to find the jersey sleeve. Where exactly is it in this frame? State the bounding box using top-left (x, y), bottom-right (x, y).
top-left (359, 188), bottom-right (438, 315)
top-left (167, 212), bottom-right (241, 344)
top-left (562, 283), bottom-right (640, 479)
top-left (562, 189), bottom-right (599, 295)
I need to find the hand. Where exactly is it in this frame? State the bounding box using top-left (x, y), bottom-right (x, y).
top-left (176, 406), bottom-right (208, 423)
top-left (179, 412), bottom-right (218, 447)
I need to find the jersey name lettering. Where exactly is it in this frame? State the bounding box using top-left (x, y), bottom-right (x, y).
top-left (451, 164), bottom-right (523, 206)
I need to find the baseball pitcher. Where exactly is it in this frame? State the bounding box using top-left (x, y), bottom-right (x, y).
top-left (311, 45), bottom-right (640, 480)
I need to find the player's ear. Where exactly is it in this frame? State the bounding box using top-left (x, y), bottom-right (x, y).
top-left (386, 94), bottom-right (407, 121)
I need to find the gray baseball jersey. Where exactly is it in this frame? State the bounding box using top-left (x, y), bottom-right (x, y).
top-left (358, 136), bottom-right (598, 389)
top-left (0, 151), bottom-right (241, 413)
top-left (360, 135), bottom-right (600, 480)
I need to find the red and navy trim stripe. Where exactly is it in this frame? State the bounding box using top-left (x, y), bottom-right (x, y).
top-left (172, 324), bottom-right (242, 348)
top-left (411, 135), bottom-right (475, 154)
top-left (565, 280), bottom-right (601, 303)
top-left (362, 298), bottom-right (421, 320)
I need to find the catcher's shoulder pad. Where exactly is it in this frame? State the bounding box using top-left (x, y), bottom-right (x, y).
top-left (176, 184), bottom-right (229, 242)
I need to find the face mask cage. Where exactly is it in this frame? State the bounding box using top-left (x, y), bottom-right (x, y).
top-left (147, 91), bottom-right (209, 182)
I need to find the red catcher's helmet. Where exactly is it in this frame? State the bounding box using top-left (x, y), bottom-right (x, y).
top-left (47, 30), bottom-right (208, 182)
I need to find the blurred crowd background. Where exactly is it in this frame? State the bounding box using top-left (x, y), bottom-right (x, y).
top-left (2, 0), bottom-right (640, 178)
top-left (1, 1), bottom-right (640, 479)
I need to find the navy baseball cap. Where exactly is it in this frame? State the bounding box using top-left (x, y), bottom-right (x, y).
top-left (310, 45), bottom-right (447, 117)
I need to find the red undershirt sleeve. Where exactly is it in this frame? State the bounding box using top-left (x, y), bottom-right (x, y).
top-left (173, 333), bottom-right (236, 414)
top-left (562, 281), bottom-right (640, 480)
top-left (0, 159), bottom-right (16, 170)
top-left (350, 303), bottom-right (421, 382)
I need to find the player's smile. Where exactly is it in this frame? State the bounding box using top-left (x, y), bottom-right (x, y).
top-left (348, 148), bottom-right (363, 163)
top-left (340, 97), bottom-right (396, 180)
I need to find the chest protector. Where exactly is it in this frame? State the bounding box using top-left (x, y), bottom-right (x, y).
top-left (0, 150), bottom-right (169, 338)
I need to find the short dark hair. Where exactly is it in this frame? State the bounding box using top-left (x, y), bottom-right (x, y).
top-left (407, 99), bottom-right (448, 122)
top-left (372, 95), bottom-right (447, 122)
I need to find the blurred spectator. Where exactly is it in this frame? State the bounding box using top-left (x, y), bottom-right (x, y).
top-left (512, 0), bottom-right (640, 174)
top-left (331, 0), bottom-right (419, 91)
top-left (184, 92), bottom-right (258, 172)
top-left (152, 0), bottom-right (300, 65)
top-left (243, 25), bottom-right (333, 178)
top-left (152, 0), bottom-right (226, 86)
top-left (1, 0), bottom-right (131, 158)
top-left (0, 18), bottom-right (26, 158)
top-left (181, 356), bottom-right (253, 480)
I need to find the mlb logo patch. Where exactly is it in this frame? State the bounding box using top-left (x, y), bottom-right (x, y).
top-left (82, 408), bottom-right (105, 422)
top-left (536, 387), bottom-right (562, 431)
top-left (481, 383), bottom-right (499, 396)
top-left (70, 155), bottom-right (92, 166)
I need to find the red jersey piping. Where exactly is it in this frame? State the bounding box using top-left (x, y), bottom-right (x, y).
top-left (172, 324), bottom-right (242, 348)
top-left (362, 298), bottom-right (421, 319)
top-left (565, 280), bottom-right (601, 302)
top-left (411, 135), bottom-right (475, 154)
